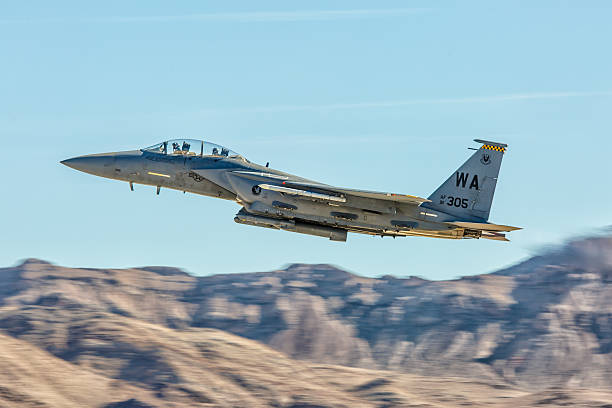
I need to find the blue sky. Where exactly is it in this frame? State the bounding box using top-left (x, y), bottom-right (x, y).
top-left (1, 1), bottom-right (611, 279)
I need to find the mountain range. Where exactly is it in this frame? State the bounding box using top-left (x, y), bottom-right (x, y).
top-left (1, 234), bottom-right (612, 407)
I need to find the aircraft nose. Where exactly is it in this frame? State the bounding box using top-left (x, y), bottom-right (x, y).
top-left (60, 153), bottom-right (115, 176)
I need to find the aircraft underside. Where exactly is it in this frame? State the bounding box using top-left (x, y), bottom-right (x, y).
top-left (234, 206), bottom-right (476, 242)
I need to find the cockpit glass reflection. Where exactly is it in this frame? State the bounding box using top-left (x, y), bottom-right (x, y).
top-left (142, 139), bottom-right (241, 158)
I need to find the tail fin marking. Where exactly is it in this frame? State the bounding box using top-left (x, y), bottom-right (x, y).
top-left (423, 140), bottom-right (507, 222)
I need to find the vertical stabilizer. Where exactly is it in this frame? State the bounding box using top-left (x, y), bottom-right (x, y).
top-left (423, 140), bottom-right (507, 222)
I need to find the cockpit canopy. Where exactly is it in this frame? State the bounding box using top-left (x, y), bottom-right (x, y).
top-left (142, 139), bottom-right (241, 158)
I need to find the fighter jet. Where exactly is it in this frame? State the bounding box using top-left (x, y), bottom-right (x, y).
top-left (61, 139), bottom-right (520, 242)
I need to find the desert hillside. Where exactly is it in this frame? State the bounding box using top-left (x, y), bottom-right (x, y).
top-left (2, 235), bottom-right (612, 406)
top-left (1, 308), bottom-right (611, 407)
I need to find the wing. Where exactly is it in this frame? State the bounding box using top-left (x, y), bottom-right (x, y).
top-left (227, 170), bottom-right (430, 205)
top-left (280, 180), bottom-right (431, 205)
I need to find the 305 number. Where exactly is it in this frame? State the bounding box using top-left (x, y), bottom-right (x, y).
top-left (446, 196), bottom-right (468, 209)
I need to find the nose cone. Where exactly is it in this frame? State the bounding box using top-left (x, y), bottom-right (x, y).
top-left (60, 153), bottom-right (115, 176)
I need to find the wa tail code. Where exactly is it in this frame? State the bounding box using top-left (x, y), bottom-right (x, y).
top-left (456, 172), bottom-right (479, 190)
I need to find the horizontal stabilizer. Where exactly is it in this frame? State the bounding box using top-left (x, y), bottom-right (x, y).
top-left (481, 231), bottom-right (510, 241)
top-left (445, 221), bottom-right (521, 232)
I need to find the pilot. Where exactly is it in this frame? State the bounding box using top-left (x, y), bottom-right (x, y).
top-left (172, 142), bottom-right (180, 153)
top-left (212, 147), bottom-right (219, 155)
top-left (221, 148), bottom-right (229, 156)
top-left (182, 141), bottom-right (190, 152)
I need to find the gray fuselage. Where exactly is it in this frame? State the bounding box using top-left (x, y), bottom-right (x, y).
top-left (62, 139), bottom-right (517, 242)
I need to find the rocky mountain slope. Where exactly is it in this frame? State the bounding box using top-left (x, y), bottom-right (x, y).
top-left (1, 235), bottom-right (612, 406)
top-left (3, 312), bottom-right (610, 408)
